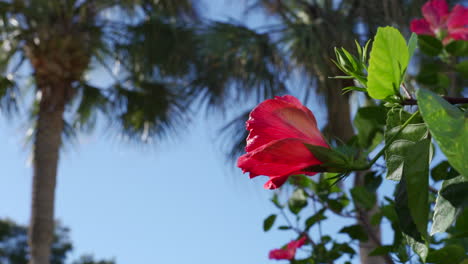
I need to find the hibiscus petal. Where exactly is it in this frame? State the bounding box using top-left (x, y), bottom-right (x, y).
top-left (448, 27), bottom-right (468, 41)
top-left (264, 176), bottom-right (289, 190)
top-left (245, 95), bottom-right (327, 152)
top-left (447, 4), bottom-right (468, 28)
top-left (446, 4), bottom-right (468, 41)
top-left (422, 0), bottom-right (449, 30)
top-left (410, 18), bottom-right (434, 35)
top-left (238, 138), bottom-right (322, 181)
top-left (287, 236), bottom-right (307, 249)
top-left (268, 248), bottom-right (295, 260)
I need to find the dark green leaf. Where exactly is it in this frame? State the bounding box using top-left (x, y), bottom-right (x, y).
top-left (369, 245), bottom-right (394, 256)
top-left (445, 40), bottom-right (468, 56)
top-left (455, 61), bottom-right (468, 79)
top-left (417, 88), bottom-right (468, 178)
top-left (305, 208), bottom-right (327, 230)
top-left (395, 178), bottom-right (428, 261)
top-left (418, 35), bottom-right (443, 56)
top-left (339, 225), bottom-right (369, 242)
top-left (351, 186), bottom-right (376, 210)
top-left (353, 106), bottom-right (387, 148)
top-left (405, 139), bottom-right (430, 237)
top-left (426, 245), bottom-right (467, 264)
top-left (431, 161), bottom-right (459, 181)
top-left (271, 193), bottom-right (283, 209)
top-left (440, 177), bottom-right (468, 208)
top-left (367, 27), bottom-right (409, 99)
top-left (278, 226), bottom-right (291, 230)
top-left (304, 144), bottom-right (348, 166)
top-left (263, 214), bottom-right (277, 232)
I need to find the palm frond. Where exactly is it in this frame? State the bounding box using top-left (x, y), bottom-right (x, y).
top-left (192, 21), bottom-right (288, 109)
top-left (105, 80), bottom-right (190, 144)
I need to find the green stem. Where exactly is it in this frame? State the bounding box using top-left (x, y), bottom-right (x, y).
top-left (368, 110), bottom-right (420, 167)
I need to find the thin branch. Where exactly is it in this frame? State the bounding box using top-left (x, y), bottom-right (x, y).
top-left (402, 97), bottom-right (468, 105)
top-left (401, 83), bottom-right (412, 99)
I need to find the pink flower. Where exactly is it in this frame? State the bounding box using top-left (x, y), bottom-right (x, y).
top-left (269, 236), bottom-right (307, 260)
top-left (237, 95), bottom-right (329, 189)
top-left (410, 0), bottom-right (468, 43)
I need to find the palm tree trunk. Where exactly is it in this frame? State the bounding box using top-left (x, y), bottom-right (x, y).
top-left (28, 81), bottom-right (67, 264)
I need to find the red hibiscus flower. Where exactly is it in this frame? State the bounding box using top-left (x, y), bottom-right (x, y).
top-left (237, 95), bottom-right (329, 189)
top-left (410, 0), bottom-right (468, 43)
top-left (269, 236), bottom-right (307, 260)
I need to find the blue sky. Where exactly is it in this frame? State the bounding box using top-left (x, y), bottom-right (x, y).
top-left (0, 1), bottom-right (396, 264)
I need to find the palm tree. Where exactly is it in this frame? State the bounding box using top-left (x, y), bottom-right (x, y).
top-left (0, 1), bottom-right (289, 263)
top-left (0, 1), bottom-right (199, 263)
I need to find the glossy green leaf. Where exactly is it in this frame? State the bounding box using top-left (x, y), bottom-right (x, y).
top-left (417, 88), bottom-right (468, 178)
top-left (385, 109), bottom-right (428, 181)
top-left (263, 214), bottom-right (277, 232)
top-left (418, 35), bottom-right (443, 56)
top-left (405, 139), bottom-right (430, 237)
top-left (406, 234), bottom-right (429, 263)
top-left (367, 27), bottom-right (409, 99)
top-left (431, 175), bottom-right (468, 235)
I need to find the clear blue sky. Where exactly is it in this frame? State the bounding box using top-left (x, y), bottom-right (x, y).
top-left (0, 1), bottom-right (395, 264)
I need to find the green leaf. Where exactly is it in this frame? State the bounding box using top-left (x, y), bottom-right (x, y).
top-left (342, 86), bottom-right (367, 93)
top-left (405, 139), bottom-right (430, 237)
top-left (418, 35), bottom-right (443, 56)
top-left (426, 245), bottom-right (467, 264)
top-left (339, 225), bottom-right (369, 242)
top-left (288, 189), bottom-right (308, 214)
top-left (445, 40), bottom-right (468, 56)
top-left (303, 144), bottom-right (348, 170)
top-left (369, 245), bottom-right (394, 256)
top-left (353, 106), bottom-right (387, 148)
top-left (406, 234), bottom-right (429, 263)
top-left (455, 60), bottom-right (468, 79)
top-left (263, 214), bottom-right (277, 232)
top-left (367, 27), bottom-right (409, 100)
top-left (350, 186), bottom-right (376, 210)
top-left (431, 161), bottom-right (459, 181)
top-left (395, 178), bottom-right (428, 262)
top-left (305, 208), bottom-right (327, 230)
top-left (278, 225), bottom-right (291, 230)
top-left (408, 33), bottom-right (418, 60)
top-left (431, 176), bottom-right (468, 235)
top-left (416, 88), bottom-right (468, 178)
top-left (271, 193), bottom-right (283, 209)
top-left (385, 109), bottom-right (428, 181)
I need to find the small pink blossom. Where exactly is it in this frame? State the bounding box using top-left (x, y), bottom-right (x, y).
top-left (269, 236), bottom-right (307, 260)
top-left (410, 0), bottom-right (468, 43)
